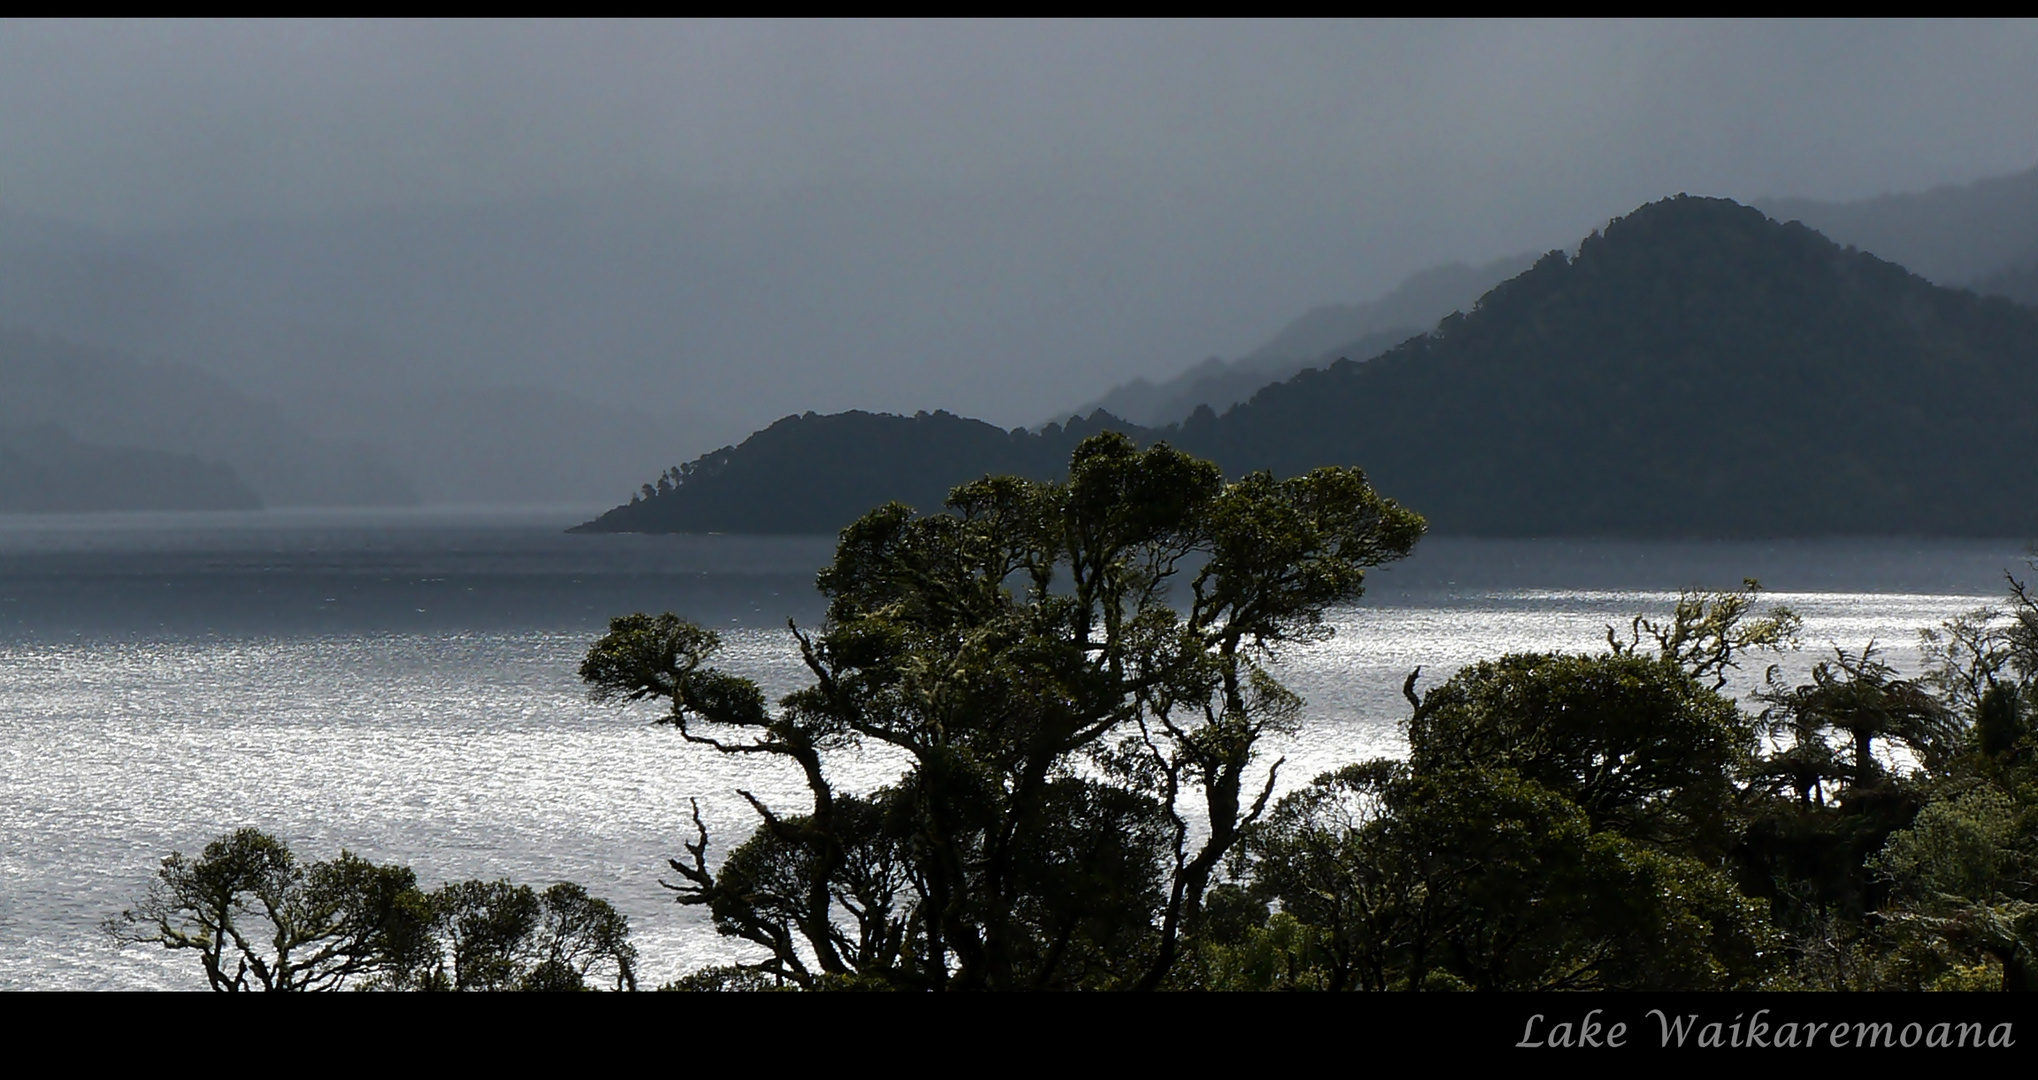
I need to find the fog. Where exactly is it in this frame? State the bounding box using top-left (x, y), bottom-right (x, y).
top-left (3, 20), bottom-right (2037, 504)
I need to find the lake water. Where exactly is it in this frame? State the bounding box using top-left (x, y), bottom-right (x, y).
top-left (1, 507), bottom-right (2029, 989)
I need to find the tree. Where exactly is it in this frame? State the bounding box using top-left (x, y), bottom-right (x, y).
top-left (109, 829), bottom-right (637, 991)
top-left (1868, 786), bottom-right (2038, 991)
top-left (1737, 653), bottom-right (1944, 980)
top-left (1360, 765), bottom-right (1773, 991)
top-left (105, 828), bottom-right (424, 992)
top-left (1920, 569), bottom-right (2038, 761)
top-left (582, 432), bottom-right (1424, 989)
top-left (1405, 651), bottom-right (1756, 858)
top-left (1222, 585), bottom-right (1800, 991)
top-left (1833, 565), bottom-right (2038, 992)
top-left (1758, 646), bottom-right (1958, 786)
top-left (380, 879), bottom-right (638, 991)
top-left (1606, 578), bottom-right (1800, 691)
top-left (1234, 660), bottom-right (1780, 991)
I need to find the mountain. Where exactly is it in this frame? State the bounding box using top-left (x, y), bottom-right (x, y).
top-left (1758, 164), bottom-right (2038, 297)
top-left (1182, 196), bottom-right (2038, 535)
top-left (1241, 254), bottom-right (1542, 364)
top-left (580, 196), bottom-right (2038, 538)
top-left (0, 423), bottom-right (261, 512)
top-left (0, 329), bottom-right (414, 506)
top-left (1047, 253), bottom-right (1535, 427)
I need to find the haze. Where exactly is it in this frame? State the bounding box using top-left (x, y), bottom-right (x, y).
top-left (4, 19), bottom-right (2036, 504)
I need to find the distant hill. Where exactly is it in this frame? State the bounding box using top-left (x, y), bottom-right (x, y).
top-left (1241, 254), bottom-right (1542, 364)
top-left (0, 423), bottom-right (260, 512)
top-left (1177, 196), bottom-right (2038, 535)
top-left (580, 196), bottom-right (2038, 538)
top-left (0, 329), bottom-right (415, 506)
top-left (573, 410), bottom-right (1143, 534)
top-left (1758, 164), bottom-right (2038, 298)
top-left (1048, 253), bottom-right (1535, 427)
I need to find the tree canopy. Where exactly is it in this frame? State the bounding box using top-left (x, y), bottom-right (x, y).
top-left (107, 828), bottom-right (637, 991)
top-left (585, 430), bottom-right (2038, 992)
top-left (581, 432), bottom-right (1424, 989)
top-left (1230, 573), bottom-right (2038, 992)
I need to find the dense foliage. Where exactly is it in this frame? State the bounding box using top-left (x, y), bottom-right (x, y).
top-left (587, 434), bottom-right (2038, 991)
top-left (107, 828), bottom-right (637, 991)
top-left (1211, 572), bottom-right (2038, 992)
top-left (581, 432), bottom-right (1424, 988)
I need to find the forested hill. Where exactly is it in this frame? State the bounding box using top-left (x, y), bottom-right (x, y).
top-left (572, 409), bottom-right (1155, 534)
top-left (580, 196), bottom-right (2038, 537)
top-left (1184, 196), bottom-right (2038, 535)
top-left (1758, 164), bottom-right (2038, 289)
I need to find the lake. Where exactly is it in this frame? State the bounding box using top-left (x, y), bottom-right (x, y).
top-left (1, 507), bottom-right (2027, 988)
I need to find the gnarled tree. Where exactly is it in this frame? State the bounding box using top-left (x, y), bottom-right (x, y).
top-left (581, 432), bottom-right (1423, 989)
top-left (108, 828), bottom-right (638, 991)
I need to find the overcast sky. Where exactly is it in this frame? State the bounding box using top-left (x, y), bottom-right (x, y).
top-left (6, 21), bottom-right (2035, 234)
top-left (4, 20), bottom-right (2037, 443)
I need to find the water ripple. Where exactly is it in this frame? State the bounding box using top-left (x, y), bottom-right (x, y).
top-left (1, 586), bottom-right (1997, 989)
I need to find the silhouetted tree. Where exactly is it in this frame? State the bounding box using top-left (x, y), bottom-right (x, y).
top-left (108, 829), bottom-right (636, 991)
top-left (582, 432), bottom-right (1424, 989)
top-left (106, 828), bottom-right (425, 992)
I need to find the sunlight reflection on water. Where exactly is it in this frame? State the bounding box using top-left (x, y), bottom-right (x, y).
top-left (3, 520), bottom-right (2027, 988)
top-left (0, 588), bottom-right (1998, 989)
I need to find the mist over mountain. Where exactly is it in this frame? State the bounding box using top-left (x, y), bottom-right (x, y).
top-left (0, 181), bottom-right (1446, 505)
top-left (4, 22), bottom-right (2038, 514)
top-left (1241, 254), bottom-right (1542, 364)
top-left (0, 181), bottom-right (1533, 508)
top-left (0, 205), bottom-right (698, 506)
top-left (283, 384), bottom-right (680, 507)
top-left (1047, 253), bottom-right (1536, 428)
top-left (44, 179), bottom-right (1413, 423)
top-left (0, 329), bottom-right (412, 507)
top-left (14, 165), bottom-right (2038, 518)
top-left (1970, 261), bottom-right (2038, 308)
top-left (0, 423), bottom-right (260, 512)
top-left (1758, 164), bottom-right (2038, 296)
top-left (1184, 196), bottom-right (2038, 535)
top-left (584, 196), bottom-right (2038, 538)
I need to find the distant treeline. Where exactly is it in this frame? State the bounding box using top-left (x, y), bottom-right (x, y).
top-left (580, 197), bottom-right (2038, 538)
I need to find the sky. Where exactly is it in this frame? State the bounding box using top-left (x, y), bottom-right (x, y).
top-left (6, 21), bottom-right (2035, 234)
top-left (4, 19), bottom-right (2037, 458)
